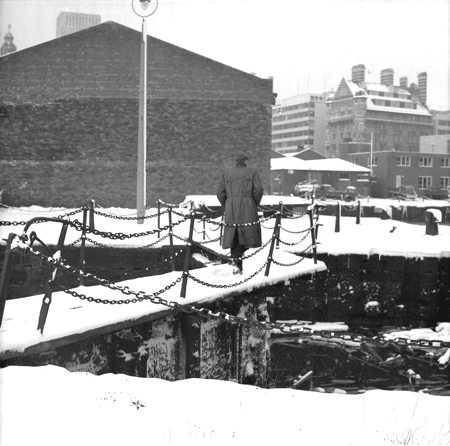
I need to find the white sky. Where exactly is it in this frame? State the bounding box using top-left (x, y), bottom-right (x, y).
top-left (0, 0), bottom-right (449, 108)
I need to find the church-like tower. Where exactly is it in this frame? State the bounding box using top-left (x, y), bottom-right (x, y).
top-left (0, 25), bottom-right (17, 56)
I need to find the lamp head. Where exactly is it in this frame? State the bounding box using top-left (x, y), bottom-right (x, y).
top-left (140, 0), bottom-right (151, 9)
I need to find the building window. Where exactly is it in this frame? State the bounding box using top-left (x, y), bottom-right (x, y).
top-left (418, 176), bottom-right (432, 189)
top-left (441, 158), bottom-right (450, 168)
top-left (419, 157), bottom-right (433, 167)
top-left (396, 156), bottom-right (411, 167)
top-left (340, 173), bottom-right (350, 180)
top-left (349, 156), bottom-right (358, 164)
top-left (441, 177), bottom-right (450, 189)
top-left (367, 156), bottom-right (378, 167)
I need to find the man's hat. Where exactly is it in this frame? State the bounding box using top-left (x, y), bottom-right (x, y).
top-left (235, 153), bottom-right (249, 161)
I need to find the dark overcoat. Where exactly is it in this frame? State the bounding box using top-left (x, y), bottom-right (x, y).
top-left (216, 165), bottom-right (264, 249)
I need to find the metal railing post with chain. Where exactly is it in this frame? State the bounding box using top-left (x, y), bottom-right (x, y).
top-left (219, 213), bottom-right (224, 245)
top-left (157, 200), bottom-right (161, 239)
top-left (356, 200), bottom-right (361, 225)
top-left (276, 202), bottom-right (283, 249)
top-left (0, 233), bottom-right (17, 327)
top-left (167, 206), bottom-right (176, 271)
top-left (79, 206), bottom-right (88, 285)
top-left (335, 201), bottom-right (341, 233)
top-left (308, 206), bottom-right (317, 264)
top-left (89, 199), bottom-right (95, 231)
top-left (180, 211), bottom-right (196, 298)
top-left (264, 211), bottom-right (281, 277)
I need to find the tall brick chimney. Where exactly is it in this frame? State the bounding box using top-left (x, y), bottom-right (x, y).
top-left (399, 76), bottom-right (408, 89)
top-left (351, 64), bottom-right (365, 84)
top-left (380, 68), bottom-right (394, 86)
top-left (417, 72), bottom-right (427, 104)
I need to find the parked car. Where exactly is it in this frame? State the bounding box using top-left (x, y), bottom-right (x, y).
top-left (294, 180), bottom-right (320, 197)
top-left (294, 181), bottom-right (357, 201)
top-left (388, 185), bottom-right (418, 200)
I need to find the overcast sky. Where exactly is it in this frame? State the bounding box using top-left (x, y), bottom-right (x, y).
top-left (0, 0), bottom-right (449, 109)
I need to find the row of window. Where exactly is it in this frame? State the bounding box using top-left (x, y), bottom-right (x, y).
top-left (274, 101), bottom-right (318, 114)
top-left (272, 111), bottom-right (315, 122)
top-left (367, 90), bottom-right (411, 100)
top-left (418, 176), bottom-right (450, 190)
top-left (348, 156), bottom-right (450, 169)
top-left (272, 130), bottom-right (315, 139)
top-left (371, 99), bottom-right (417, 109)
top-left (272, 121), bottom-right (314, 131)
top-left (437, 119), bottom-right (450, 126)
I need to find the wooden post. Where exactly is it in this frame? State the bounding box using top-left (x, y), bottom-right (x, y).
top-left (265, 211), bottom-right (281, 276)
top-left (180, 212), bottom-right (196, 298)
top-left (0, 233), bottom-right (17, 327)
top-left (335, 202), bottom-right (341, 233)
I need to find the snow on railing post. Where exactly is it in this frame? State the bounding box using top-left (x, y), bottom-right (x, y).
top-left (79, 207), bottom-right (88, 285)
top-left (180, 211), bottom-right (196, 298)
top-left (0, 233), bottom-right (17, 328)
top-left (89, 199), bottom-right (95, 231)
top-left (157, 200), bottom-right (161, 239)
top-left (276, 202), bottom-right (283, 248)
top-left (356, 200), bottom-right (361, 225)
top-left (308, 207), bottom-right (318, 264)
top-left (37, 221), bottom-right (69, 333)
top-left (265, 211), bottom-right (281, 276)
top-left (335, 202), bottom-right (341, 233)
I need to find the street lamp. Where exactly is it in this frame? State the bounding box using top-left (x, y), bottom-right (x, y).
top-left (131, 0), bottom-right (158, 223)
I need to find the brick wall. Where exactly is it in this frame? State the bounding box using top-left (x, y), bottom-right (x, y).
top-left (0, 22), bottom-right (273, 207)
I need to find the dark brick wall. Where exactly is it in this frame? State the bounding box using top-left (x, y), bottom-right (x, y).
top-left (0, 22), bottom-right (273, 207)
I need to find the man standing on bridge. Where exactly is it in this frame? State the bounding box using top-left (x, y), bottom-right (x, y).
top-left (217, 153), bottom-right (264, 274)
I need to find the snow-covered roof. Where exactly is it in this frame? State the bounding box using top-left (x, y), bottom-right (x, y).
top-left (271, 156), bottom-right (370, 173)
top-left (366, 98), bottom-right (432, 116)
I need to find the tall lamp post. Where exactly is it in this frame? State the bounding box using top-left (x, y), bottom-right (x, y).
top-left (132, 0), bottom-right (158, 223)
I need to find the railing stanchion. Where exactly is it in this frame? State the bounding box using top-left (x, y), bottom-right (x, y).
top-left (202, 215), bottom-right (206, 241)
top-left (79, 207), bottom-right (88, 285)
top-left (180, 211), bottom-right (196, 298)
top-left (219, 213), bottom-right (224, 245)
top-left (89, 199), bottom-right (95, 231)
top-left (168, 206), bottom-right (175, 271)
top-left (308, 207), bottom-right (317, 264)
top-left (356, 200), bottom-right (361, 225)
top-left (335, 202), bottom-right (341, 233)
top-left (264, 211), bottom-right (281, 276)
top-left (276, 202), bottom-right (283, 248)
top-left (0, 233), bottom-right (17, 328)
top-left (157, 200), bottom-right (161, 239)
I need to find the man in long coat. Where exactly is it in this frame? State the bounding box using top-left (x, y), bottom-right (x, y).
top-left (217, 153), bottom-right (264, 273)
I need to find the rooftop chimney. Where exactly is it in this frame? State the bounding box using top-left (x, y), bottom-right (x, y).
top-left (351, 64), bottom-right (365, 84)
top-left (399, 76), bottom-right (408, 89)
top-left (417, 72), bottom-right (427, 104)
top-left (380, 68), bottom-right (394, 86)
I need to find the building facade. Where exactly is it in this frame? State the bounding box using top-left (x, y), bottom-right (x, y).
top-left (0, 22), bottom-right (274, 207)
top-left (325, 65), bottom-right (433, 157)
top-left (271, 93), bottom-right (326, 155)
top-left (56, 12), bottom-right (101, 38)
top-left (431, 109), bottom-right (450, 135)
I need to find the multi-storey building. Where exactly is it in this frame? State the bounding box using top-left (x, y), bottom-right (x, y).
top-left (271, 93), bottom-right (326, 155)
top-left (56, 12), bottom-right (101, 38)
top-left (431, 109), bottom-right (450, 135)
top-left (325, 64), bottom-right (432, 157)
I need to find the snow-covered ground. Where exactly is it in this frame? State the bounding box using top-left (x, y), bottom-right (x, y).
top-left (1, 364), bottom-right (449, 446)
top-left (1, 198), bottom-right (450, 445)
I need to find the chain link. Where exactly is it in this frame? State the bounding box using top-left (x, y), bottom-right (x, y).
top-left (93, 208), bottom-right (167, 221)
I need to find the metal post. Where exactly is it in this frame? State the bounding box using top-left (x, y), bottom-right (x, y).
top-left (308, 208), bottom-right (317, 264)
top-left (276, 202), bottom-right (283, 248)
top-left (89, 199), bottom-right (95, 231)
top-left (356, 200), bottom-right (361, 225)
top-left (157, 200), bottom-right (161, 239)
top-left (202, 215), bottom-right (206, 241)
top-left (180, 212), bottom-right (196, 298)
top-left (79, 207), bottom-right (88, 285)
top-left (314, 205), bottom-right (320, 239)
top-left (335, 202), bottom-right (341, 233)
top-left (265, 211), bottom-right (281, 276)
top-left (0, 233), bottom-right (17, 327)
top-left (219, 213), bottom-right (224, 245)
top-left (168, 207), bottom-right (175, 271)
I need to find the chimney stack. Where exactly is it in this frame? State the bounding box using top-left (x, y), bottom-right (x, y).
top-left (399, 76), bottom-right (408, 89)
top-left (351, 64), bottom-right (365, 84)
top-left (417, 72), bottom-right (427, 104)
top-left (380, 68), bottom-right (394, 86)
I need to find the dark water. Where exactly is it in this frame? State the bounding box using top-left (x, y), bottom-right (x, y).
top-left (269, 334), bottom-right (450, 395)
